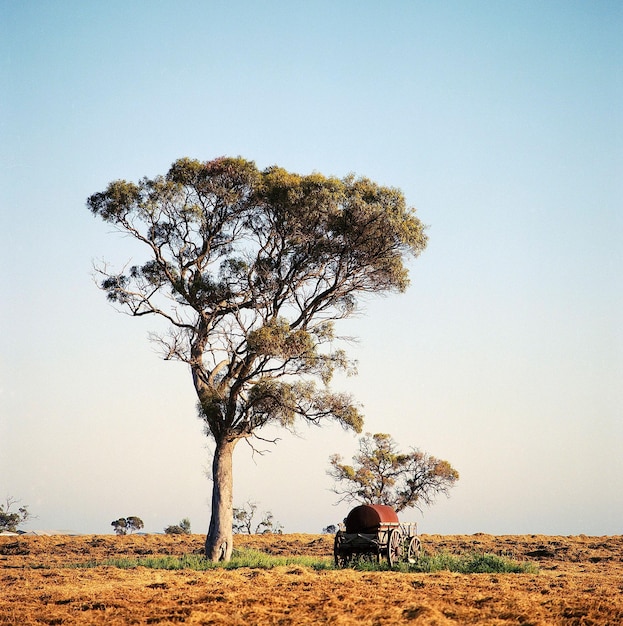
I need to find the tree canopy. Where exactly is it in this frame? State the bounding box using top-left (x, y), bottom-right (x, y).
top-left (111, 516), bottom-right (144, 535)
top-left (329, 433), bottom-right (459, 512)
top-left (88, 156), bottom-right (427, 560)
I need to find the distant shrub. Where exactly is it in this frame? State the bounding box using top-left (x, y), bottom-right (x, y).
top-left (164, 518), bottom-right (191, 535)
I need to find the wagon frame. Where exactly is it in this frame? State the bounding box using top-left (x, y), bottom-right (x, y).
top-left (333, 504), bottom-right (421, 568)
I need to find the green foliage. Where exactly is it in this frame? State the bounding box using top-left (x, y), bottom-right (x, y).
top-left (329, 433), bottom-right (459, 512)
top-left (226, 549), bottom-right (330, 570)
top-left (164, 518), bottom-right (191, 535)
top-left (347, 551), bottom-right (537, 574)
top-left (111, 516), bottom-right (144, 535)
top-left (406, 551), bottom-right (538, 574)
top-left (110, 519), bottom-right (127, 535)
top-left (72, 549), bottom-right (534, 574)
top-left (88, 157), bottom-right (427, 444)
top-left (73, 549), bottom-right (333, 571)
top-left (0, 497), bottom-right (31, 533)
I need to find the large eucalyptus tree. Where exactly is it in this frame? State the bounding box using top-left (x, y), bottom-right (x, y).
top-left (87, 157), bottom-right (427, 560)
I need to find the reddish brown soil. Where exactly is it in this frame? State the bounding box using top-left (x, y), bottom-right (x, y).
top-left (2, 533), bottom-right (622, 624)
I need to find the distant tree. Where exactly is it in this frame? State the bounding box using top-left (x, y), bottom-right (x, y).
top-left (164, 518), bottom-right (192, 535)
top-left (232, 501), bottom-right (257, 535)
top-left (255, 510), bottom-right (283, 535)
top-left (329, 433), bottom-right (459, 512)
top-left (88, 156), bottom-right (427, 560)
top-left (111, 516), bottom-right (144, 535)
top-left (233, 501), bottom-right (283, 534)
top-left (111, 518), bottom-right (127, 535)
top-left (126, 516), bottom-right (144, 533)
top-left (0, 497), bottom-right (32, 533)
top-left (322, 524), bottom-right (337, 534)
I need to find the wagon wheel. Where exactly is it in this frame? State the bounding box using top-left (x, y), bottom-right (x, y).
top-left (407, 536), bottom-right (421, 563)
top-left (387, 529), bottom-right (403, 567)
top-left (333, 532), bottom-right (348, 568)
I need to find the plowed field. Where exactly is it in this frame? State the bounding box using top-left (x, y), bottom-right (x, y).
top-left (2, 533), bottom-right (622, 625)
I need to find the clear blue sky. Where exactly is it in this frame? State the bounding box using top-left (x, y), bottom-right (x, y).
top-left (1, 1), bottom-right (621, 536)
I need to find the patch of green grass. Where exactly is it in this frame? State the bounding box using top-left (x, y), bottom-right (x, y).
top-left (350, 551), bottom-right (538, 574)
top-left (69, 548), bottom-right (536, 575)
top-left (70, 548), bottom-right (333, 571)
top-left (226, 548), bottom-right (333, 570)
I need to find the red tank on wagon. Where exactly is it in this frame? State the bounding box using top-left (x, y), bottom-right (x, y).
top-left (334, 504), bottom-right (421, 567)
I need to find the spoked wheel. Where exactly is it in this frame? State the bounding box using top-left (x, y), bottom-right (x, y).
top-left (387, 529), bottom-right (403, 567)
top-left (407, 536), bottom-right (422, 563)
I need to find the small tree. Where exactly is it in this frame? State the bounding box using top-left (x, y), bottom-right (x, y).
top-left (255, 510), bottom-right (283, 535)
top-left (111, 518), bottom-right (127, 535)
top-left (232, 501), bottom-right (257, 534)
top-left (329, 433), bottom-right (459, 512)
top-left (126, 516), bottom-right (144, 533)
top-left (164, 518), bottom-right (192, 534)
top-left (232, 501), bottom-right (283, 534)
top-left (111, 516), bottom-right (144, 535)
top-left (0, 497), bottom-right (32, 533)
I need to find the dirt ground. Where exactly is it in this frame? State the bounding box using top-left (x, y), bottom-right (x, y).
top-left (1, 533), bottom-right (622, 625)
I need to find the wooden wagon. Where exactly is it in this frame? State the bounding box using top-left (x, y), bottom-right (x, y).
top-left (333, 504), bottom-right (421, 567)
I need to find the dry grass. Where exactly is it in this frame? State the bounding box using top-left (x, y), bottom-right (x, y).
top-left (2, 533), bottom-right (622, 624)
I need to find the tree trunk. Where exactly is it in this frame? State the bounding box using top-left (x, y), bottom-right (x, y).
top-left (205, 438), bottom-right (237, 561)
